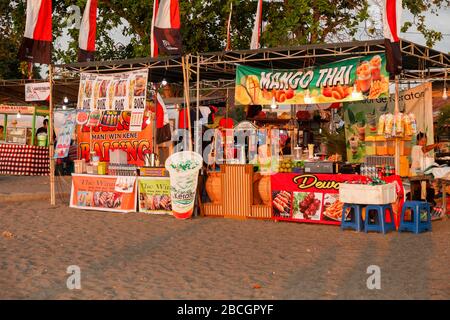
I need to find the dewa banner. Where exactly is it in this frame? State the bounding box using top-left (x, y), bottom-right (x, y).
top-left (344, 83), bottom-right (433, 163)
top-left (235, 54), bottom-right (389, 106)
top-left (77, 111), bottom-right (152, 166)
top-left (271, 173), bottom-right (404, 226)
top-left (77, 69), bottom-right (148, 111)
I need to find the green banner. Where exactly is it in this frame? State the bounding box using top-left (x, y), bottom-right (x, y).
top-left (235, 54), bottom-right (389, 106)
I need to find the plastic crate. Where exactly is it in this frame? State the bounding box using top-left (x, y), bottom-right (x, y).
top-left (339, 182), bottom-right (396, 205)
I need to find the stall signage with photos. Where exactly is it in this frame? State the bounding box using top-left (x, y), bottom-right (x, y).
top-left (77, 111), bottom-right (152, 166)
top-left (0, 104), bottom-right (35, 114)
top-left (235, 54), bottom-right (389, 106)
top-left (138, 177), bottom-right (172, 214)
top-left (77, 69), bottom-right (148, 111)
top-left (70, 174), bottom-right (137, 213)
top-left (25, 82), bottom-right (50, 101)
top-left (54, 111), bottom-right (76, 159)
top-left (344, 83), bottom-right (434, 163)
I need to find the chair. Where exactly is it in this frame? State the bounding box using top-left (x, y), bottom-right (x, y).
top-left (364, 204), bottom-right (396, 234)
top-left (341, 203), bottom-right (364, 232)
top-left (399, 201), bottom-right (432, 234)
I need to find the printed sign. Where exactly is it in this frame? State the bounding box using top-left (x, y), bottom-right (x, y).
top-left (0, 104), bottom-right (35, 115)
top-left (25, 82), bottom-right (51, 101)
top-left (54, 111), bottom-right (76, 159)
top-left (100, 110), bottom-right (121, 127)
top-left (70, 174), bottom-right (137, 213)
top-left (138, 177), bottom-right (172, 214)
top-left (77, 69), bottom-right (148, 111)
top-left (235, 54), bottom-right (389, 106)
top-left (270, 173), bottom-right (404, 226)
top-left (77, 111), bottom-right (152, 166)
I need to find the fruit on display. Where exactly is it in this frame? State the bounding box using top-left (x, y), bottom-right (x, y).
top-left (277, 159), bottom-right (304, 173)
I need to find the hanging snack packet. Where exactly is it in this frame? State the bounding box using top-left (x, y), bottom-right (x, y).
top-left (378, 114), bottom-right (386, 135)
top-left (384, 113), bottom-right (394, 138)
top-left (403, 113), bottom-right (412, 136)
top-left (409, 113), bottom-right (417, 135)
top-left (395, 112), bottom-right (404, 136)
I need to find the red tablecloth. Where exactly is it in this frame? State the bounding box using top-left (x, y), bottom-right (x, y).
top-left (0, 144), bottom-right (50, 176)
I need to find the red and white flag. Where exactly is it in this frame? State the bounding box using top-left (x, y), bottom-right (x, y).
top-left (78, 0), bottom-right (98, 62)
top-left (150, 0), bottom-right (159, 58)
top-left (225, 2), bottom-right (233, 51)
top-left (250, 0), bottom-right (263, 50)
top-left (18, 0), bottom-right (52, 65)
top-left (383, 0), bottom-right (403, 77)
top-left (156, 93), bottom-right (172, 144)
top-left (152, 0), bottom-right (182, 56)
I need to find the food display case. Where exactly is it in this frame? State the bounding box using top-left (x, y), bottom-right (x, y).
top-left (5, 127), bottom-right (32, 145)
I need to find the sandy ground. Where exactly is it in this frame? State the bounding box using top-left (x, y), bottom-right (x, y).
top-left (0, 186), bottom-right (449, 299)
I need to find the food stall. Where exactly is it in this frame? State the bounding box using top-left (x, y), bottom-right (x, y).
top-left (0, 104), bottom-right (50, 176)
top-left (69, 69), bottom-right (173, 214)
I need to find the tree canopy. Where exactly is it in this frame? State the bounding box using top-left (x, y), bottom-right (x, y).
top-left (0, 0), bottom-right (449, 79)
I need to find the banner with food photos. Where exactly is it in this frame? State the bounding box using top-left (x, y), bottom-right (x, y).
top-left (235, 54), bottom-right (389, 106)
top-left (138, 177), bottom-right (172, 215)
top-left (77, 69), bottom-right (148, 111)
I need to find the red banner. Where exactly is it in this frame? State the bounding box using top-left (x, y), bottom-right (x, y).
top-left (77, 111), bottom-right (152, 166)
top-left (271, 173), bottom-right (404, 226)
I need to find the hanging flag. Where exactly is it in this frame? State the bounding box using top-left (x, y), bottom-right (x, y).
top-left (153, 0), bottom-right (182, 55)
top-left (383, 0), bottom-right (403, 78)
top-left (18, 0), bottom-right (53, 65)
top-left (78, 0), bottom-right (98, 62)
top-left (156, 93), bottom-right (172, 144)
top-left (225, 2), bottom-right (233, 51)
top-left (250, 0), bottom-right (263, 50)
top-left (150, 0), bottom-right (159, 58)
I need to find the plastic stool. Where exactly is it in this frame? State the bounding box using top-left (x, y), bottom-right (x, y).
top-left (399, 201), bottom-right (432, 234)
top-left (364, 204), bottom-right (396, 234)
top-left (341, 203), bottom-right (364, 231)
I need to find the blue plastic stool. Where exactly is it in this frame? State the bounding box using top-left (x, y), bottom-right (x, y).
top-left (341, 203), bottom-right (364, 232)
top-left (364, 204), bottom-right (396, 234)
top-left (399, 201), bottom-right (432, 234)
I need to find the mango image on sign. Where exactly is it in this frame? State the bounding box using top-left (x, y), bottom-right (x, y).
top-left (235, 85), bottom-right (252, 105)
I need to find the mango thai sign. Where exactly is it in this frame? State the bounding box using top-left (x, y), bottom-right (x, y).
top-left (235, 54), bottom-right (389, 105)
top-left (77, 111), bottom-right (152, 166)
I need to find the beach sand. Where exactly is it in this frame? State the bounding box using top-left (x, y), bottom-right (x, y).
top-left (0, 194), bottom-right (449, 299)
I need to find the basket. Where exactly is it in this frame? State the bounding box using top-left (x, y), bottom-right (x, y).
top-left (339, 182), bottom-right (396, 205)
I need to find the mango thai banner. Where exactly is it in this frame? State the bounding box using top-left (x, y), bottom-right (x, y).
top-left (343, 83), bottom-right (433, 163)
top-left (235, 54), bottom-right (389, 106)
top-left (77, 69), bottom-right (148, 111)
top-left (77, 111), bottom-right (152, 166)
top-left (138, 177), bottom-right (172, 215)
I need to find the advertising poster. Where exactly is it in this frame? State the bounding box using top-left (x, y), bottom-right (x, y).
top-left (70, 174), bottom-right (137, 213)
top-left (343, 83), bottom-right (434, 163)
top-left (77, 69), bottom-right (148, 111)
top-left (235, 54), bottom-right (389, 105)
top-left (138, 177), bottom-right (172, 214)
top-left (25, 82), bottom-right (50, 101)
top-left (271, 173), bottom-right (404, 226)
top-left (54, 111), bottom-right (76, 159)
top-left (77, 111), bottom-right (152, 166)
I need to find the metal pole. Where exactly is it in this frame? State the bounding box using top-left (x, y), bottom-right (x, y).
top-left (196, 55), bottom-right (200, 154)
top-left (49, 65), bottom-right (56, 206)
top-left (394, 75), bottom-right (400, 175)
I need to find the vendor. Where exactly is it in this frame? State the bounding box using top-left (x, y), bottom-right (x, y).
top-left (410, 132), bottom-right (443, 174)
top-left (36, 119), bottom-right (56, 141)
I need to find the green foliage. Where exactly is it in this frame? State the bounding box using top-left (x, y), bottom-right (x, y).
top-left (0, 0), bottom-right (449, 79)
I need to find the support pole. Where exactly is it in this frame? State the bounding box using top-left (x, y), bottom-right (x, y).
top-left (3, 114), bottom-right (7, 140)
top-left (49, 65), bottom-right (56, 206)
top-left (182, 55), bottom-right (192, 151)
top-left (196, 55), bottom-right (200, 154)
top-left (394, 75), bottom-right (400, 175)
top-left (31, 108), bottom-right (36, 146)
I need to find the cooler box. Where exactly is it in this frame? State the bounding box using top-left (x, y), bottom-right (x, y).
top-left (339, 182), bottom-right (396, 205)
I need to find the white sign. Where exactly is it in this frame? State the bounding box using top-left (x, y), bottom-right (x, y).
top-left (25, 82), bottom-right (50, 101)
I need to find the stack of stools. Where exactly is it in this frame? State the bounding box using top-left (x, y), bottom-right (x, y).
top-left (341, 203), bottom-right (396, 234)
top-left (399, 201), bottom-right (432, 234)
top-left (341, 204), bottom-right (364, 232)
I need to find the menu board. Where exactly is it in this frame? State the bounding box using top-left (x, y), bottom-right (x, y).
top-left (77, 69), bottom-right (148, 112)
top-left (138, 177), bottom-right (172, 215)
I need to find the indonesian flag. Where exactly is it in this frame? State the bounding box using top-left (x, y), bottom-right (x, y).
top-left (150, 0), bottom-right (159, 57)
top-left (156, 93), bottom-right (172, 143)
top-left (383, 0), bottom-right (403, 77)
top-left (18, 0), bottom-right (52, 65)
top-left (250, 0), bottom-right (263, 50)
top-left (152, 0), bottom-right (182, 56)
top-left (78, 0), bottom-right (98, 62)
